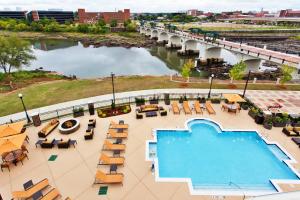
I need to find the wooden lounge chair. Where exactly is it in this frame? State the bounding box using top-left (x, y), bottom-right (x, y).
top-left (98, 153), bottom-right (125, 165)
top-left (12, 178), bottom-right (50, 199)
top-left (194, 101), bottom-right (203, 114)
top-left (38, 119), bottom-right (59, 138)
top-left (282, 126), bottom-right (299, 136)
top-left (40, 188), bottom-right (61, 200)
top-left (109, 121), bottom-right (129, 129)
top-left (102, 140), bottom-right (126, 151)
top-left (107, 129), bottom-right (128, 139)
top-left (183, 101), bottom-right (192, 114)
top-left (205, 101), bottom-right (216, 115)
top-left (171, 102), bottom-right (180, 115)
top-left (94, 170), bottom-right (124, 184)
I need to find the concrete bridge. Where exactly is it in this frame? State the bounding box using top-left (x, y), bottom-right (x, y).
top-left (140, 26), bottom-right (300, 70)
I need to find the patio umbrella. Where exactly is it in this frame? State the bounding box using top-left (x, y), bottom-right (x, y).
top-left (0, 121), bottom-right (25, 138)
top-left (0, 133), bottom-right (27, 155)
top-left (223, 94), bottom-right (246, 103)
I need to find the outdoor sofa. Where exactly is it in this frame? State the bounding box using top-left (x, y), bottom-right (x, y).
top-left (38, 119), bottom-right (59, 138)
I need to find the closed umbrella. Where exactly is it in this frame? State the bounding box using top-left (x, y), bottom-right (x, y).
top-left (0, 121), bottom-right (25, 138)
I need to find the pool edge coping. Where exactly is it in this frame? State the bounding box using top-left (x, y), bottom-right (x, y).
top-left (145, 117), bottom-right (300, 196)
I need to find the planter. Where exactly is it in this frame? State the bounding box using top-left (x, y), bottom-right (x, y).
top-left (149, 99), bottom-right (159, 105)
top-left (263, 123), bottom-right (273, 130)
top-left (273, 121), bottom-right (287, 127)
top-left (248, 110), bottom-right (257, 119)
top-left (241, 104), bottom-right (249, 110)
top-left (255, 114), bottom-right (264, 124)
top-left (210, 99), bottom-right (221, 104)
top-left (164, 99), bottom-right (170, 105)
top-left (135, 98), bottom-right (145, 106)
top-left (97, 105), bottom-right (131, 118)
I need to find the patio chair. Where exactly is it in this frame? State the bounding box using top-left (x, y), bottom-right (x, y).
top-left (205, 101), bottom-right (216, 115)
top-left (40, 139), bottom-right (55, 149)
top-left (98, 153), bottom-right (125, 165)
top-left (171, 102), bottom-right (180, 115)
top-left (94, 170), bottom-right (124, 184)
top-left (1, 161), bottom-right (10, 172)
top-left (12, 178), bottom-right (50, 199)
top-left (16, 153), bottom-right (29, 165)
top-left (84, 128), bottom-right (94, 140)
top-left (88, 119), bottom-right (96, 128)
top-left (57, 139), bottom-right (71, 149)
top-left (102, 140), bottom-right (126, 151)
top-left (183, 101), bottom-right (192, 114)
top-left (194, 101), bottom-right (203, 114)
top-left (107, 129), bottom-right (128, 139)
top-left (40, 188), bottom-right (61, 200)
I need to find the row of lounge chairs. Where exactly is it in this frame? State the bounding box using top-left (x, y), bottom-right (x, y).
top-left (94, 120), bottom-right (128, 185)
top-left (35, 139), bottom-right (77, 149)
top-left (171, 101), bottom-right (216, 115)
top-left (12, 178), bottom-right (62, 200)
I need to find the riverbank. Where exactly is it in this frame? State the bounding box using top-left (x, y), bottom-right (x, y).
top-left (0, 31), bottom-right (154, 48)
top-left (1, 76), bottom-right (300, 116)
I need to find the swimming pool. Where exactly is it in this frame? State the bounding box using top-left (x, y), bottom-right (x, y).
top-left (146, 118), bottom-right (300, 196)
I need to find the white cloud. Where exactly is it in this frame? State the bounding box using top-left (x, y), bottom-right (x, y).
top-left (0, 0), bottom-right (299, 12)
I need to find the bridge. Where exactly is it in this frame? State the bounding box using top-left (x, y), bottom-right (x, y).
top-left (139, 26), bottom-right (300, 70)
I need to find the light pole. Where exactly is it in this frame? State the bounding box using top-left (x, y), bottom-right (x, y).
top-left (18, 93), bottom-right (31, 123)
top-left (242, 70), bottom-right (251, 98)
top-left (111, 73), bottom-right (116, 105)
top-left (208, 74), bottom-right (214, 99)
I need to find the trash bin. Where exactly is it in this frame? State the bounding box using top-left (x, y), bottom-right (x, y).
top-left (88, 103), bottom-right (95, 115)
top-left (32, 112), bottom-right (41, 127)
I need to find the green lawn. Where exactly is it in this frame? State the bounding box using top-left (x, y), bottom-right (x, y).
top-left (1, 76), bottom-right (300, 117)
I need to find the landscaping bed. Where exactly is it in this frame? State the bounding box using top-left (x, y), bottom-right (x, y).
top-left (97, 105), bottom-right (131, 118)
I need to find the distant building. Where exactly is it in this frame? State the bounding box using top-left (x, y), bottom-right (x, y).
top-left (27, 10), bottom-right (74, 23)
top-left (187, 9), bottom-right (203, 17)
top-left (0, 11), bottom-right (27, 20)
top-left (78, 8), bottom-right (130, 24)
top-left (279, 9), bottom-right (300, 18)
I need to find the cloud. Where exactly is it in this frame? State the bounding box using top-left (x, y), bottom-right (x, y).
top-left (0, 0), bottom-right (299, 12)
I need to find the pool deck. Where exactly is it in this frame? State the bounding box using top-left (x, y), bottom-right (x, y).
top-left (1, 103), bottom-right (300, 200)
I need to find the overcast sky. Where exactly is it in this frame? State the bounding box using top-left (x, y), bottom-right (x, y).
top-left (0, 0), bottom-right (300, 13)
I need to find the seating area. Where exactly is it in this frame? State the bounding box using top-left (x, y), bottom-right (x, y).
top-left (283, 125), bottom-right (300, 137)
top-left (35, 139), bottom-right (77, 149)
top-left (84, 118), bottom-right (96, 140)
top-left (95, 120), bottom-right (128, 185)
top-left (136, 104), bottom-right (167, 119)
top-left (12, 178), bottom-right (62, 200)
top-left (38, 119), bottom-right (59, 138)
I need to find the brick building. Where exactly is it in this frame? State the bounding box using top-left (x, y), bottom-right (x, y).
top-left (78, 8), bottom-right (130, 24)
top-left (27, 10), bottom-right (74, 23)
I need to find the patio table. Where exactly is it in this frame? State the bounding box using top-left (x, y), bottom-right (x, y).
top-left (4, 150), bottom-right (23, 165)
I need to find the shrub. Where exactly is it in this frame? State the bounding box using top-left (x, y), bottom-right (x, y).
top-left (0, 72), bottom-right (5, 81)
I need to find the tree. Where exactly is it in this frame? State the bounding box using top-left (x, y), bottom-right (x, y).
top-left (229, 61), bottom-right (247, 82)
top-left (181, 59), bottom-right (194, 81)
top-left (280, 64), bottom-right (295, 84)
top-left (0, 36), bottom-right (35, 74)
top-left (110, 19), bottom-right (118, 27)
top-left (97, 18), bottom-right (106, 27)
top-left (77, 24), bottom-right (89, 33)
top-left (125, 22), bottom-right (137, 32)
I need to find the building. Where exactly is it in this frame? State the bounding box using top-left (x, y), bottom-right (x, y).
top-left (27, 10), bottom-right (74, 23)
top-left (0, 11), bottom-right (27, 20)
top-left (279, 9), bottom-right (300, 18)
top-left (187, 9), bottom-right (203, 17)
top-left (78, 8), bottom-right (130, 24)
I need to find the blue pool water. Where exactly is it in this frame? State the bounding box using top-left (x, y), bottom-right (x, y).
top-left (151, 119), bottom-right (299, 192)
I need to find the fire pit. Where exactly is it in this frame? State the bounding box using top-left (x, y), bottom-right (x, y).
top-left (59, 118), bottom-right (80, 134)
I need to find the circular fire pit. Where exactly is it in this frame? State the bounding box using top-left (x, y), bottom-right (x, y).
top-left (59, 118), bottom-right (80, 134)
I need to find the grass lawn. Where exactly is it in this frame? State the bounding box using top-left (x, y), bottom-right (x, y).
top-left (1, 76), bottom-right (300, 117)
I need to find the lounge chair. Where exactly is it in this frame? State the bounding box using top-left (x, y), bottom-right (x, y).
top-left (38, 119), bottom-right (59, 138)
top-left (98, 153), bottom-right (125, 165)
top-left (94, 170), bottom-right (124, 184)
top-left (102, 140), bottom-right (126, 151)
top-left (282, 126), bottom-right (298, 136)
top-left (171, 102), bottom-right (180, 114)
top-left (194, 101), bottom-right (203, 114)
top-left (12, 178), bottom-right (50, 199)
top-left (107, 129), bottom-right (128, 139)
top-left (292, 137), bottom-right (300, 146)
top-left (205, 101), bottom-right (216, 115)
top-left (40, 139), bottom-right (55, 149)
top-left (40, 188), bottom-right (61, 200)
top-left (183, 101), bottom-right (192, 114)
top-left (109, 121), bottom-right (129, 129)
top-left (88, 119), bottom-right (96, 128)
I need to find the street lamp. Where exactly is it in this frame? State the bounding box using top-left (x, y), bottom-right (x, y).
top-left (208, 74), bottom-right (214, 99)
top-left (242, 70), bottom-right (251, 98)
top-left (111, 72), bottom-right (116, 105)
top-left (18, 93), bottom-right (31, 123)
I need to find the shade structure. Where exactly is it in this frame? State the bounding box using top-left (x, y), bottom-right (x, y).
top-left (223, 94), bottom-right (246, 103)
top-left (0, 133), bottom-right (27, 155)
top-left (0, 121), bottom-right (25, 138)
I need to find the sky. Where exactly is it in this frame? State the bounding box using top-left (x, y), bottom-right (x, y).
top-left (0, 0), bottom-right (300, 13)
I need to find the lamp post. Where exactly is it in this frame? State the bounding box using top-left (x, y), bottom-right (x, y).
top-left (111, 72), bottom-right (116, 104)
top-left (242, 70), bottom-right (251, 98)
top-left (208, 74), bottom-right (214, 99)
top-left (18, 93), bottom-right (31, 123)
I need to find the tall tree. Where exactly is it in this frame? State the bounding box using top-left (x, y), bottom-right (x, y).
top-left (229, 60), bottom-right (247, 82)
top-left (280, 64), bottom-right (295, 85)
top-left (0, 36), bottom-right (36, 74)
top-left (181, 59), bottom-right (194, 81)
